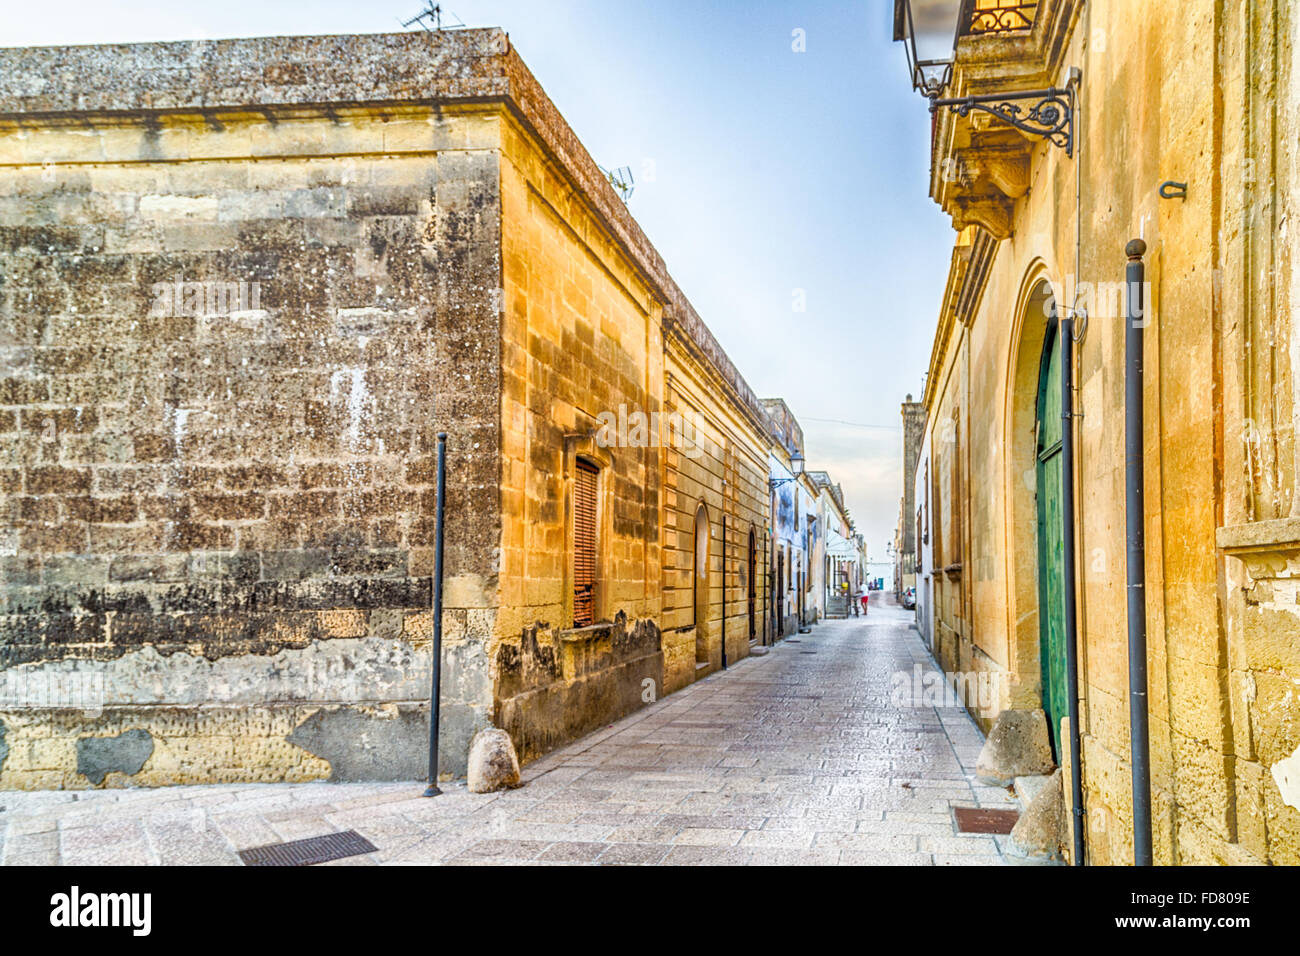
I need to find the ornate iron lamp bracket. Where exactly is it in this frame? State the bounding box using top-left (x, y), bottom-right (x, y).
top-left (930, 86), bottom-right (1075, 157)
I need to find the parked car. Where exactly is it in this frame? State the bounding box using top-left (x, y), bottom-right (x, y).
top-left (902, 587), bottom-right (916, 610)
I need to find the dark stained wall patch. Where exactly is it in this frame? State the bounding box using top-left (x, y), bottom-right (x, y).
top-left (76, 728), bottom-right (154, 785)
top-left (287, 705), bottom-right (428, 782)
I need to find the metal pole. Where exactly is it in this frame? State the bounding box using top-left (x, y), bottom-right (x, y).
top-left (1060, 314), bottom-right (1087, 866)
top-left (721, 497), bottom-right (727, 670)
top-left (423, 432), bottom-right (448, 798)
top-left (1124, 239), bottom-right (1153, 864)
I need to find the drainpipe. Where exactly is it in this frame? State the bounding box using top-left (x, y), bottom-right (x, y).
top-left (769, 482), bottom-right (777, 645)
top-left (1124, 238), bottom-right (1153, 865)
top-left (422, 432), bottom-right (448, 798)
top-left (1059, 315), bottom-right (1086, 865)
top-left (721, 484), bottom-right (728, 670)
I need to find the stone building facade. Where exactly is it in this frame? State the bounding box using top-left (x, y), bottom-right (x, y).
top-left (0, 29), bottom-right (829, 788)
top-left (808, 471), bottom-right (858, 618)
top-left (894, 394), bottom-right (924, 599)
top-left (904, 0), bottom-right (1300, 863)
top-left (763, 398), bottom-right (812, 638)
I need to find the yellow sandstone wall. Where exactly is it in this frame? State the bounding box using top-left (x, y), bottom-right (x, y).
top-left (662, 340), bottom-right (771, 693)
top-left (920, 0), bottom-right (1299, 863)
top-left (0, 30), bottom-right (777, 787)
top-left (0, 88), bottom-right (504, 787)
top-left (490, 94), bottom-right (774, 759)
top-left (491, 110), bottom-right (668, 761)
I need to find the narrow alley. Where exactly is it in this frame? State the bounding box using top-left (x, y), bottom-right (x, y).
top-left (0, 601), bottom-right (1017, 866)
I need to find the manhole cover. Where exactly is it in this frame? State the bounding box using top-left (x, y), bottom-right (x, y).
top-left (238, 829), bottom-right (378, 866)
top-left (953, 807), bottom-right (1020, 835)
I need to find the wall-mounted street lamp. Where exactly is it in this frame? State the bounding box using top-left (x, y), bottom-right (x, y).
top-left (893, 0), bottom-right (1078, 157)
top-left (893, 0), bottom-right (959, 98)
top-left (768, 451), bottom-right (805, 489)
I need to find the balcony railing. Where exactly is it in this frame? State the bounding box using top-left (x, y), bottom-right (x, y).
top-left (960, 0), bottom-right (1038, 36)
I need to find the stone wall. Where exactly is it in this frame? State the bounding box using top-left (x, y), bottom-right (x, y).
top-left (915, 0), bottom-right (1300, 863)
top-left (0, 33), bottom-right (509, 786)
top-left (491, 106), bottom-right (665, 757)
top-left (0, 27), bottom-right (785, 786)
top-left (662, 326), bottom-right (772, 692)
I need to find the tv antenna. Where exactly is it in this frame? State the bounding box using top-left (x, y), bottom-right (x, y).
top-left (599, 165), bottom-right (635, 204)
top-left (401, 3), bottom-right (464, 31)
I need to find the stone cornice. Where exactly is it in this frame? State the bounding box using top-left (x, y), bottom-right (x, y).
top-left (1211, 522), bottom-right (1300, 561)
top-left (663, 316), bottom-right (773, 447)
top-left (922, 226), bottom-right (997, 420)
top-left (928, 0), bottom-right (1083, 238)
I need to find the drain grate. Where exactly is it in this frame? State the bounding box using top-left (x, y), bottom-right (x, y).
top-left (799, 650), bottom-right (817, 654)
top-left (953, 807), bottom-right (1020, 835)
top-left (238, 829), bottom-right (378, 867)
top-left (785, 639), bottom-right (802, 643)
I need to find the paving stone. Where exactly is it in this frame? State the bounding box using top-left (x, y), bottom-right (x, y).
top-left (452, 838), bottom-right (551, 861)
top-left (747, 847), bottom-right (841, 865)
top-left (537, 841), bottom-right (608, 862)
top-left (144, 815), bottom-right (242, 866)
top-left (838, 849), bottom-right (934, 865)
top-left (660, 844), bottom-right (752, 865)
top-left (739, 829), bottom-right (816, 848)
top-left (1, 829), bottom-right (60, 865)
top-left (672, 827), bottom-right (746, 846)
top-left (596, 843), bottom-right (672, 865)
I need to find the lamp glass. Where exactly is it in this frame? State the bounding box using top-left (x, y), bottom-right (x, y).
top-left (900, 0), bottom-right (962, 96)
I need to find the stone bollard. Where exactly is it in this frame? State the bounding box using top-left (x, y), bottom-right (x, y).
top-left (466, 727), bottom-right (522, 793)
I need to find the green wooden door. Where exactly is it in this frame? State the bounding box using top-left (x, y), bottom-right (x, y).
top-left (1035, 321), bottom-right (1067, 760)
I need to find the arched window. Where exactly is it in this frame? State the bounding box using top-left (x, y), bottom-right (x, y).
top-left (693, 502), bottom-right (710, 630)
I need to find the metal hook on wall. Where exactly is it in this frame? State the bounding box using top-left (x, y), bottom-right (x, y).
top-left (1158, 180), bottom-right (1187, 201)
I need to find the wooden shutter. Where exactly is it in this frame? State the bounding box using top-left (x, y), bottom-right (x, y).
top-left (573, 460), bottom-right (598, 627)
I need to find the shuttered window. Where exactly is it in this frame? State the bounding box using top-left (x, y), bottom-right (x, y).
top-left (573, 459), bottom-right (598, 627)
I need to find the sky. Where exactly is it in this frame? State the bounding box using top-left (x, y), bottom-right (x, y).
top-left (1, 0), bottom-right (956, 562)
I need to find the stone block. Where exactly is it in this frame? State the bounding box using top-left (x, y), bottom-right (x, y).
top-left (466, 727), bottom-right (521, 793)
top-left (975, 708), bottom-right (1055, 785)
top-left (1006, 768), bottom-right (1065, 864)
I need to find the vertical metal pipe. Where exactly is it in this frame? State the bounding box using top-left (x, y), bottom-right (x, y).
top-left (423, 432), bottom-right (448, 798)
top-left (769, 483), bottom-right (776, 645)
top-left (1059, 314), bottom-right (1086, 865)
top-left (1124, 239), bottom-right (1153, 864)
top-left (721, 495), bottom-right (728, 670)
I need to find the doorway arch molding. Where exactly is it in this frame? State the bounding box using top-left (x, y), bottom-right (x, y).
top-left (1001, 259), bottom-right (1062, 712)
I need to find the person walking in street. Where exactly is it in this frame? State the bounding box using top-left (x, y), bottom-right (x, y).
top-left (860, 587), bottom-right (869, 617)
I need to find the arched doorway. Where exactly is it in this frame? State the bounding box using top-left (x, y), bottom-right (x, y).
top-left (775, 544), bottom-right (785, 637)
top-left (747, 527), bottom-right (757, 641)
top-left (693, 502), bottom-right (711, 665)
top-left (1035, 317), bottom-right (1067, 759)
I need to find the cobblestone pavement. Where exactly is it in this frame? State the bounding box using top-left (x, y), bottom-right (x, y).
top-left (0, 600), bottom-right (1019, 865)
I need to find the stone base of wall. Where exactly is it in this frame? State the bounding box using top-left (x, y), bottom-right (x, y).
top-left (0, 700), bottom-right (471, 789)
top-left (0, 633), bottom-right (493, 788)
top-left (662, 627), bottom-right (696, 695)
top-left (494, 612), bottom-right (663, 764)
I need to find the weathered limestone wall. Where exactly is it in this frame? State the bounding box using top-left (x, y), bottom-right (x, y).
top-left (918, 0), bottom-right (1300, 863)
top-left (492, 108), bottom-right (665, 762)
top-left (1209, 0), bottom-right (1300, 865)
top-left (0, 33), bottom-right (508, 786)
top-left (662, 330), bottom-right (771, 693)
top-left (0, 28), bottom-right (781, 786)
top-left (484, 51), bottom-right (777, 762)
